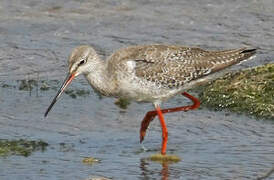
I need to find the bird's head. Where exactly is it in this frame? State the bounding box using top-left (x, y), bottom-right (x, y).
top-left (44, 45), bottom-right (98, 117)
top-left (68, 45), bottom-right (98, 76)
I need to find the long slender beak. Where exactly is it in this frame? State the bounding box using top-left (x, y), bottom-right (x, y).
top-left (44, 73), bottom-right (75, 117)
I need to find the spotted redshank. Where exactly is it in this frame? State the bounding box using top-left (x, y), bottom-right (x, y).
top-left (44, 44), bottom-right (256, 155)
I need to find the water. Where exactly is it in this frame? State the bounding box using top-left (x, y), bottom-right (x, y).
top-left (0, 0), bottom-right (274, 179)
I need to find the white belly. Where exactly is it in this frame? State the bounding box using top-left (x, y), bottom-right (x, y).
top-left (117, 76), bottom-right (182, 103)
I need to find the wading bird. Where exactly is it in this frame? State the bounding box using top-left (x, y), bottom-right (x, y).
top-left (45, 44), bottom-right (256, 155)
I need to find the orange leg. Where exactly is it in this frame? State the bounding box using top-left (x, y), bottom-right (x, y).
top-left (155, 105), bottom-right (168, 155)
top-left (139, 92), bottom-right (200, 147)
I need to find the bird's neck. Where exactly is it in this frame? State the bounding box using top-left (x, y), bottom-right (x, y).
top-left (84, 59), bottom-right (116, 97)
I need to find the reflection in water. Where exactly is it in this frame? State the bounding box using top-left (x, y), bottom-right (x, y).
top-left (161, 162), bottom-right (169, 180)
top-left (140, 158), bottom-right (151, 179)
top-left (140, 158), bottom-right (174, 180)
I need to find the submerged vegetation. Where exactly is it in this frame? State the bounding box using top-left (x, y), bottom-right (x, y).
top-left (114, 98), bottom-right (131, 109)
top-left (1, 79), bottom-right (91, 98)
top-left (200, 63), bottom-right (274, 119)
top-left (0, 139), bottom-right (48, 157)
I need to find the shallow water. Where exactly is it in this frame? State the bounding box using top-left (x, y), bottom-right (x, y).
top-left (0, 0), bottom-right (274, 179)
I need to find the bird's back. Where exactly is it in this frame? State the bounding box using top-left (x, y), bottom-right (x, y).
top-left (106, 44), bottom-right (256, 102)
top-left (108, 45), bottom-right (256, 87)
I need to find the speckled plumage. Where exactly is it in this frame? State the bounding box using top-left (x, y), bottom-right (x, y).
top-left (100, 44), bottom-right (256, 103)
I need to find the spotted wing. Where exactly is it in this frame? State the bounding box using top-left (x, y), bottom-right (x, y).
top-left (133, 46), bottom-right (256, 88)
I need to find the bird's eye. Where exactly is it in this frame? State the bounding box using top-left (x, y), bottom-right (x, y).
top-left (79, 59), bottom-right (86, 66)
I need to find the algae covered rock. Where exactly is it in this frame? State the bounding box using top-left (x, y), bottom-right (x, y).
top-left (200, 63), bottom-right (274, 119)
top-left (148, 153), bottom-right (181, 163)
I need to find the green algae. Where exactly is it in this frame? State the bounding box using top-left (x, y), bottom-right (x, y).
top-left (1, 83), bottom-right (15, 88)
top-left (82, 157), bottom-right (101, 165)
top-left (1, 79), bottom-right (91, 98)
top-left (64, 89), bottom-right (90, 99)
top-left (200, 63), bottom-right (274, 119)
top-left (0, 139), bottom-right (48, 157)
top-left (18, 79), bottom-right (37, 91)
top-left (147, 153), bottom-right (181, 163)
top-left (39, 81), bottom-right (50, 91)
top-left (114, 98), bottom-right (131, 109)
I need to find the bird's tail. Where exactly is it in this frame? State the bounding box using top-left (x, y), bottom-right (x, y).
top-left (211, 48), bottom-right (256, 73)
top-left (240, 48), bottom-right (256, 60)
